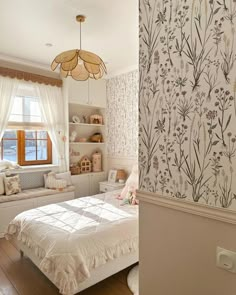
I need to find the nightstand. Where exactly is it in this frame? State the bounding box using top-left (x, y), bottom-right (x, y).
top-left (99, 181), bottom-right (125, 193)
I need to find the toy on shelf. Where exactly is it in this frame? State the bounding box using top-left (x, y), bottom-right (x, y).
top-left (82, 115), bottom-right (88, 123)
top-left (72, 115), bottom-right (80, 123)
top-left (90, 132), bottom-right (103, 142)
top-left (70, 164), bottom-right (81, 175)
top-left (78, 137), bottom-right (87, 142)
top-left (69, 131), bottom-right (77, 142)
top-left (80, 156), bottom-right (92, 173)
top-left (90, 114), bottom-right (103, 125)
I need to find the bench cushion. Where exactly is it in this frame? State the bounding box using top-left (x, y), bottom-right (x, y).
top-left (0, 186), bottom-right (75, 203)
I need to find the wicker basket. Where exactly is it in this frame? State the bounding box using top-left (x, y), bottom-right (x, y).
top-left (70, 166), bottom-right (80, 175)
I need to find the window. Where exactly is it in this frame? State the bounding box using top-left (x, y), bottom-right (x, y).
top-left (0, 95), bottom-right (52, 166)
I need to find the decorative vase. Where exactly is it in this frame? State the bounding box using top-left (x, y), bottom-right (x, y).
top-left (92, 151), bottom-right (102, 172)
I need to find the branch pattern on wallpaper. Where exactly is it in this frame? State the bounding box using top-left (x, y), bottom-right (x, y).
top-left (139, 0), bottom-right (236, 210)
top-left (107, 71), bottom-right (138, 158)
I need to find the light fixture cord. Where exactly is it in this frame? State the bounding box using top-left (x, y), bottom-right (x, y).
top-left (80, 21), bottom-right (82, 50)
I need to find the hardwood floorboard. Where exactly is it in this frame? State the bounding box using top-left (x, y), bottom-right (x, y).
top-left (0, 239), bottom-right (134, 295)
top-left (0, 244), bottom-right (43, 295)
top-left (0, 238), bottom-right (58, 294)
top-left (0, 265), bottom-right (19, 295)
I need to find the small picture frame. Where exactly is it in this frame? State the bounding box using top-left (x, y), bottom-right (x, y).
top-left (108, 169), bottom-right (117, 183)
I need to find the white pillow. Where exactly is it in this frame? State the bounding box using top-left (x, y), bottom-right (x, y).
top-left (119, 165), bottom-right (139, 200)
top-left (126, 164), bottom-right (139, 189)
top-left (0, 173), bottom-right (5, 195)
top-left (0, 160), bottom-right (21, 171)
top-left (55, 171), bottom-right (72, 186)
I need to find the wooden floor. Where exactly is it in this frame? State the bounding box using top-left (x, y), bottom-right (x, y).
top-left (0, 238), bottom-right (133, 295)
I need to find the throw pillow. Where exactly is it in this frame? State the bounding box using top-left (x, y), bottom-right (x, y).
top-left (0, 173), bottom-right (5, 195)
top-left (45, 172), bottom-right (67, 191)
top-left (55, 171), bottom-right (72, 186)
top-left (4, 175), bottom-right (21, 196)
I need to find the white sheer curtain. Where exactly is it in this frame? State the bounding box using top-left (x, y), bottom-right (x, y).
top-left (35, 83), bottom-right (67, 171)
top-left (0, 76), bottom-right (19, 141)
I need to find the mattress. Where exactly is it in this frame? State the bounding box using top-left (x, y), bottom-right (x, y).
top-left (5, 190), bottom-right (139, 295)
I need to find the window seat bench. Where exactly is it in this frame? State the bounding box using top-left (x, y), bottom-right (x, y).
top-left (0, 185), bottom-right (75, 203)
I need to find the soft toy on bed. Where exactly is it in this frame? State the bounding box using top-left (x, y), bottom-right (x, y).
top-left (117, 164), bottom-right (139, 205)
top-left (120, 185), bottom-right (139, 205)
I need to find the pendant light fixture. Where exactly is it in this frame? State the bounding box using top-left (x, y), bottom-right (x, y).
top-left (51, 15), bottom-right (107, 81)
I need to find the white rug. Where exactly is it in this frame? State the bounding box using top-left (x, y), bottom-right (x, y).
top-left (127, 265), bottom-right (139, 295)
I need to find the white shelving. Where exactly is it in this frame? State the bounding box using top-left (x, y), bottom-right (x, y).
top-left (67, 77), bottom-right (107, 197)
top-left (69, 123), bottom-right (105, 127)
top-left (68, 102), bottom-right (107, 197)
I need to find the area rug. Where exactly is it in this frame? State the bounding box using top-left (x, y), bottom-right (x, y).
top-left (127, 265), bottom-right (139, 295)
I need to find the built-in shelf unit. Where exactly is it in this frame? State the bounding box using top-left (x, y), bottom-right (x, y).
top-left (66, 76), bottom-right (107, 197)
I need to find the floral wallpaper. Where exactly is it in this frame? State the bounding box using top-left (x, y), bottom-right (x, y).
top-left (106, 71), bottom-right (138, 158)
top-left (139, 0), bottom-right (236, 210)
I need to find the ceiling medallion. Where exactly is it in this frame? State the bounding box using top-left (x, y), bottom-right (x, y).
top-left (51, 15), bottom-right (107, 81)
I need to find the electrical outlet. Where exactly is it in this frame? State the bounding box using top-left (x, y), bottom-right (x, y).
top-left (216, 247), bottom-right (236, 273)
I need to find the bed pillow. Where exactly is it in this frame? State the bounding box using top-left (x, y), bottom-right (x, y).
top-left (55, 171), bottom-right (72, 186)
top-left (45, 172), bottom-right (67, 191)
top-left (4, 174), bottom-right (21, 196)
top-left (119, 164), bottom-right (139, 199)
top-left (0, 173), bottom-right (5, 195)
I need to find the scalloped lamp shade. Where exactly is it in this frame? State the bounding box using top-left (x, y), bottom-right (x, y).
top-left (51, 15), bottom-right (107, 81)
top-left (51, 49), bottom-right (107, 81)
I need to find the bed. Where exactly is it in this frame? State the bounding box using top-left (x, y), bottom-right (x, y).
top-left (5, 190), bottom-right (138, 295)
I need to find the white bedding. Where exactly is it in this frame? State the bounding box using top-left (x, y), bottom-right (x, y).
top-left (5, 190), bottom-right (138, 295)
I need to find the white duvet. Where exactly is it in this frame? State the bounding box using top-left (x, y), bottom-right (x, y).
top-left (5, 190), bottom-right (138, 295)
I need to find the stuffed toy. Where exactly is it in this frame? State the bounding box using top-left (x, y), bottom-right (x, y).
top-left (121, 185), bottom-right (139, 205)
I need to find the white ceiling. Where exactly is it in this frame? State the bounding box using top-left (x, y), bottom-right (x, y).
top-left (0, 0), bottom-right (138, 76)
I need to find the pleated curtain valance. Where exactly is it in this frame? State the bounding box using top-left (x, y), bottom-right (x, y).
top-left (0, 66), bottom-right (62, 87)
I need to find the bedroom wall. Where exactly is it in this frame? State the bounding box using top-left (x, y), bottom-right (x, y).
top-left (139, 0), bottom-right (236, 294)
top-left (139, 199), bottom-right (236, 295)
top-left (139, 0), bottom-right (236, 211)
top-left (106, 70), bottom-right (138, 174)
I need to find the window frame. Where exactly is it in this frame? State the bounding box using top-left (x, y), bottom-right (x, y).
top-left (1, 130), bottom-right (52, 166)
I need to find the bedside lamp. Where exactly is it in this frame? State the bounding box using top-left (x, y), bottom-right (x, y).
top-left (116, 169), bottom-right (127, 183)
